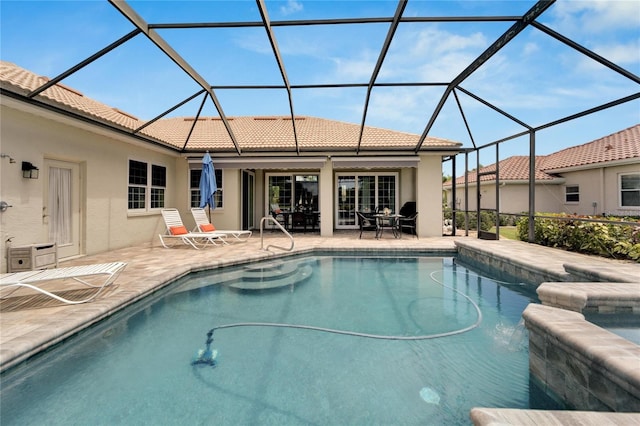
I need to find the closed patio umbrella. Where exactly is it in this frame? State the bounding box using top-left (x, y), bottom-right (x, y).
top-left (199, 152), bottom-right (217, 218)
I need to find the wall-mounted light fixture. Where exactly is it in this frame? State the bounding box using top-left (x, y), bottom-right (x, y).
top-left (22, 161), bottom-right (39, 179)
top-left (1, 153), bottom-right (16, 163)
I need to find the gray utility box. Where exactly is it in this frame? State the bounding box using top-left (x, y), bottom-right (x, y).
top-left (8, 243), bottom-right (58, 272)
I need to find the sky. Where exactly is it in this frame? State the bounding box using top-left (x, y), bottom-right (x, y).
top-left (1, 0), bottom-right (639, 176)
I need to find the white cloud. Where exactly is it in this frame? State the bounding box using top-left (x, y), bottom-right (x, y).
top-left (280, 0), bottom-right (303, 16)
top-left (411, 28), bottom-right (487, 57)
top-left (522, 42), bottom-right (540, 57)
top-left (549, 0), bottom-right (640, 33)
top-left (566, 38), bottom-right (640, 74)
top-left (381, 26), bottom-right (488, 82)
top-left (234, 32), bottom-right (274, 55)
top-left (592, 39), bottom-right (640, 66)
top-left (541, 1), bottom-right (640, 79)
top-left (367, 86), bottom-right (445, 132)
top-left (332, 56), bottom-right (377, 81)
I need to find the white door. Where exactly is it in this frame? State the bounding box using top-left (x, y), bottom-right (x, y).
top-left (44, 159), bottom-right (81, 259)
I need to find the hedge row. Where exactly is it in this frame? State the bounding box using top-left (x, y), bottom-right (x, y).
top-left (516, 213), bottom-right (640, 262)
top-left (443, 209), bottom-right (496, 231)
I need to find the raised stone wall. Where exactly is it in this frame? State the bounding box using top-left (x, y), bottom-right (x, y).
top-left (455, 244), bottom-right (568, 285)
top-left (523, 304), bottom-right (640, 412)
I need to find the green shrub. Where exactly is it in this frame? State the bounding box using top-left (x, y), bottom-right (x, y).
top-left (443, 208), bottom-right (500, 232)
top-left (451, 211), bottom-right (494, 231)
top-left (516, 213), bottom-right (640, 262)
top-left (498, 214), bottom-right (518, 226)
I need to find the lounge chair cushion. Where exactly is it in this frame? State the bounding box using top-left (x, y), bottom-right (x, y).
top-left (170, 225), bottom-right (189, 235)
top-left (200, 223), bottom-right (216, 232)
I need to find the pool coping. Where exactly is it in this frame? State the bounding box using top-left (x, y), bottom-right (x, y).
top-left (523, 304), bottom-right (640, 412)
top-left (470, 408), bottom-right (640, 425)
top-left (537, 282), bottom-right (640, 314)
top-left (453, 239), bottom-right (640, 424)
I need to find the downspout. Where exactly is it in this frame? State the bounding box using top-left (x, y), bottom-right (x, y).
top-left (598, 167), bottom-right (605, 216)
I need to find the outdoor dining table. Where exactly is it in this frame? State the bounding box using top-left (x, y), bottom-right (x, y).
top-left (280, 210), bottom-right (320, 232)
top-left (373, 214), bottom-right (403, 239)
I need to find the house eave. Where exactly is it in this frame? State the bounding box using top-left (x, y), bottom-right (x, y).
top-left (445, 177), bottom-right (566, 189)
top-left (543, 158), bottom-right (640, 174)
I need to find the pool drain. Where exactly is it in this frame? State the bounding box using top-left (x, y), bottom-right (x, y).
top-left (419, 387), bottom-right (441, 405)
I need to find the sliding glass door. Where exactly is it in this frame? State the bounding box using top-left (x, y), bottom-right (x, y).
top-left (267, 173), bottom-right (319, 213)
top-left (335, 172), bottom-right (398, 229)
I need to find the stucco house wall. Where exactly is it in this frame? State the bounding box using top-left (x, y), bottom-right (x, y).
top-left (416, 155), bottom-right (443, 236)
top-left (604, 164), bottom-right (640, 216)
top-left (1, 102), bottom-right (448, 272)
top-left (498, 183), bottom-right (562, 214)
top-left (446, 169), bottom-right (640, 218)
top-left (448, 182), bottom-right (563, 215)
top-left (0, 104), bottom-right (179, 272)
top-left (445, 125), bottom-right (639, 219)
top-left (604, 164), bottom-right (639, 216)
top-left (174, 158), bottom-right (247, 232)
top-left (520, 163), bottom-right (640, 217)
top-left (560, 168), bottom-right (604, 216)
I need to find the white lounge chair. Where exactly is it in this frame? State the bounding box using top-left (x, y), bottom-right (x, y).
top-left (190, 207), bottom-right (252, 242)
top-left (159, 208), bottom-right (228, 249)
top-left (0, 261), bottom-right (127, 305)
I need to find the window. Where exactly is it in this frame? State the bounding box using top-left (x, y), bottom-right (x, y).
top-left (268, 175), bottom-right (292, 210)
top-left (377, 175), bottom-right (397, 211)
top-left (565, 185), bottom-right (579, 203)
top-left (150, 165), bottom-right (166, 209)
top-left (620, 173), bottom-right (640, 207)
top-left (128, 160), bottom-right (166, 210)
top-left (190, 168), bottom-right (223, 209)
top-left (336, 172), bottom-right (398, 228)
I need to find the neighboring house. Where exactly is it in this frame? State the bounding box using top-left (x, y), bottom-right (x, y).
top-left (0, 61), bottom-right (461, 271)
top-left (444, 124), bottom-right (640, 217)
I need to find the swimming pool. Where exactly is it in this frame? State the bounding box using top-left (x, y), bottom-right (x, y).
top-left (0, 254), bottom-right (559, 425)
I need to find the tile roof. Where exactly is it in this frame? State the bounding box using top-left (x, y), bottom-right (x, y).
top-left (0, 61), bottom-right (461, 154)
top-left (446, 155), bottom-right (556, 186)
top-left (446, 125), bottom-right (640, 186)
top-left (541, 124), bottom-right (640, 171)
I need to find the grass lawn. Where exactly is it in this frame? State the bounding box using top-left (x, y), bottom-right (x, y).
top-left (489, 226), bottom-right (519, 240)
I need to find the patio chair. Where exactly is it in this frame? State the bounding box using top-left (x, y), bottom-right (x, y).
top-left (290, 211), bottom-right (307, 232)
top-left (270, 203), bottom-right (288, 230)
top-left (159, 209), bottom-right (228, 249)
top-left (190, 208), bottom-right (252, 242)
top-left (356, 211), bottom-right (377, 239)
top-left (398, 212), bottom-right (418, 238)
top-left (0, 261), bottom-right (127, 305)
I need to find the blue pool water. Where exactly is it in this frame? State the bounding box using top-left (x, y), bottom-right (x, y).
top-left (0, 255), bottom-right (559, 425)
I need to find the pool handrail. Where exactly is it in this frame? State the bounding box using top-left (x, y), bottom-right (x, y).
top-left (260, 216), bottom-right (294, 252)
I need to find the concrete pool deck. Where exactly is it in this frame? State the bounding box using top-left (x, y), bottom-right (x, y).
top-left (1, 232), bottom-right (639, 425)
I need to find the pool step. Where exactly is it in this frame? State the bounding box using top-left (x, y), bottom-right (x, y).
top-left (175, 258), bottom-right (316, 293)
top-left (227, 263), bottom-right (312, 290)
